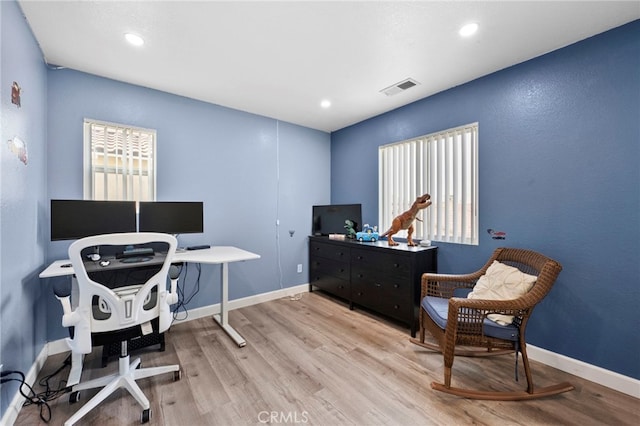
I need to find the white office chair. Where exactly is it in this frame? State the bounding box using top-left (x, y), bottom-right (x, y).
top-left (56, 232), bottom-right (181, 425)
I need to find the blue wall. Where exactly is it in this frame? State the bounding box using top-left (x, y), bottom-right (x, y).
top-left (45, 69), bottom-right (331, 340)
top-left (331, 21), bottom-right (640, 379)
top-left (0, 0), bottom-right (49, 415)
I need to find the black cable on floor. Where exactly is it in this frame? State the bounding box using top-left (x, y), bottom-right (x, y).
top-left (1, 355), bottom-right (72, 423)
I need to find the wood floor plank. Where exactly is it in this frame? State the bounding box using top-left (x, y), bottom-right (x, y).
top-left (13, 292), bottom-right (640, 426)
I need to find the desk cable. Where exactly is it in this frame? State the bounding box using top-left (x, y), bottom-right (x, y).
top-left (171, 261), bottom-right (202, 323)
top-left (1, 354), bottom-right (72, 423)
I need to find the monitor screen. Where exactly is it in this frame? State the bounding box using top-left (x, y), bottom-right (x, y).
top-left (312, 204), bottom-right (362, 236)
top-left (50, 199), bottom-right (137, 241)
top-left (138, 201), bottom-right (204, 235)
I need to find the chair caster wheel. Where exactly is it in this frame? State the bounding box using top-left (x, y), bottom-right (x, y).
top-left (174, 370), bottom-right (182, 381)
top-left (141, 408), bottom-right (151, 423)
top-left (69, 391), bottom-right (80, 404)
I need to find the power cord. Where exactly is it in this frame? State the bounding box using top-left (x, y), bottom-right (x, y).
top-left (171, 262), bottom-right (202, 322)
top-left (1, 356), bottom-right (71, 423)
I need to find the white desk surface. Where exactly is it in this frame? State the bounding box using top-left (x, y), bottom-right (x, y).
top-left (39, 246), bottom-right (260, 279)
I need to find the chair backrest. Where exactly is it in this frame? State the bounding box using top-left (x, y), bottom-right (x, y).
top-left (487, 247), bottom-right (563, 308)
top-left (67, 232), bottom-right (177, 354)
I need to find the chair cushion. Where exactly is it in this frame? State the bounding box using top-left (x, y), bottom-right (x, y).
top-left (468, 260), bottom-right (537, 325)
top-left (423, 296), bottom-right (519, 342)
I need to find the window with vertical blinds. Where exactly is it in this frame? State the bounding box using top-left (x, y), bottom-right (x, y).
top-left (379, 123), bottom-right (479, 245)
top-left (83, 119), bottom-right (156, 201)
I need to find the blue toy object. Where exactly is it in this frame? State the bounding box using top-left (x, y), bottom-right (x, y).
top-left (356, 224), bottom-right (379, 242)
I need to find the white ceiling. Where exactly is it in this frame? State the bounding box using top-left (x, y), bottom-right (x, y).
top-left (18, 1), bottom-right (640, 133)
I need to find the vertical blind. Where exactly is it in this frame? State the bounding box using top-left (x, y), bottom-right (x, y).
top-left (83, 119), bottom-right (156, 201)
top-left (378, 123), bottom-right (479, 245)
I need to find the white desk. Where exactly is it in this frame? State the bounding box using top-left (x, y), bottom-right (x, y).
top-left (40, 245), bottom-right (260, 383)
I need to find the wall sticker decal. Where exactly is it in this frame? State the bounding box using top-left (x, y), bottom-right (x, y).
top-left (11, 81), bottom-right (22, 107)
top-left (487, 228), bottom-right (507, 240)
top-left (7, 136), bottom-right (28, 165)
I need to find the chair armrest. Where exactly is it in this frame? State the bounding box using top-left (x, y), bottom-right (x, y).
top-left (421, 272), bottom-right (482, 300)
top-left (167, 264), bottom-right (180, 305)
top-left (56, 295), bottom-right (83, 328)
top-left (54, 295), bottom-right (92, 354)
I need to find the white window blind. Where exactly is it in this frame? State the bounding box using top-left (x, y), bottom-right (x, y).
top-left (379, 123), bottom-right (479, 245)
top-left (83, 119), bottom-right (156, 201)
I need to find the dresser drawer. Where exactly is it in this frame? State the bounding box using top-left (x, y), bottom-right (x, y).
top-left (310, 274), bottom-right (351, 300)
top-left (351, 267), bottom-right (411, 313)
top-left (311, 257), bottom-right (350, 281)
top-left (310, 241), bottom-right (350, 262)
top-left (351, 248), bottom-right (411, 278)
top-left (377, 297), bottom-right (411, 323)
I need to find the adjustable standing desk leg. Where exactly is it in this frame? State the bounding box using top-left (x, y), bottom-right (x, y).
top-left (212, 262), bottom-right (246, 347)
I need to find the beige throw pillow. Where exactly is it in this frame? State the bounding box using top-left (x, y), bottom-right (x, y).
top-left (468, 260), bottom-right (537, 325)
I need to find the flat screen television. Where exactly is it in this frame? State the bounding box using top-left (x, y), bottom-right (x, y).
top-left (50, 199), bottom-right (137, 241)
top-left (312, 204), bottom-right (362, 236)
top-left (138, 201), bottom-right (204, 235)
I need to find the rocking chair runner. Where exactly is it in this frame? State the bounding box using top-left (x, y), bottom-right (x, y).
top-left (411, 247), bottom-right (574, 400)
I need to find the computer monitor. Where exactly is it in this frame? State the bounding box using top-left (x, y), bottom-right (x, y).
top-left (138, 201), bottom-right (204, 235)
top-left (312, 203), bottom-right (362, 236)
top-left (50, 199), bottom-right (137, 241)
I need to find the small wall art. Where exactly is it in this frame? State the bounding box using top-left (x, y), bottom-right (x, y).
top-left (7, 136), bottom-right (28, 165)
top-left (487, 228), bottom-right (506, 240)
top-left (11, 81), bottom-right (22, 107)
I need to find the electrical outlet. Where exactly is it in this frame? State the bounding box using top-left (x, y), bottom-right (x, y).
top-left (297, 264), bottom-right (303, 273)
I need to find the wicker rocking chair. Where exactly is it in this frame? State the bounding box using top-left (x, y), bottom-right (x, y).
top-left (411, 247), bottom-right (574, 400)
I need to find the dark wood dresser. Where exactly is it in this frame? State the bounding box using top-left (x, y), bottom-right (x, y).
top-left (309, 236), bottom-right (437, 336)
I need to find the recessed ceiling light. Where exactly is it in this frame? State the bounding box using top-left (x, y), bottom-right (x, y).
top-left (125, 33), bottom-right (145, 46)
top-left (459, 23), bottom-right (478, 37)
top-left (320, 100), bottom-right (331, 109)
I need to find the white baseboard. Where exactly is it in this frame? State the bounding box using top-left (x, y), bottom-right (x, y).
top-left (527, 345), bottom-right (640, 398)
top-left (170, 283), bottom-right (309, 324)
top-left (9, 282), bottom-right (638, 425)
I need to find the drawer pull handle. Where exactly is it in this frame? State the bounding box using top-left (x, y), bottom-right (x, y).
top-left (393, 284), bottom-right (399, 288)
top-left (394, 304), bottom-right (400, 309)
top-left (375, 283), bottom-right (382, 287)
top-left (393, 263), bottom-right (400, 268)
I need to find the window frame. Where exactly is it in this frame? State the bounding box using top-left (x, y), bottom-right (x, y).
top-left (83, 118), bottom-right (157, 202)
top-left (378, 122), bottom-right (479, 245)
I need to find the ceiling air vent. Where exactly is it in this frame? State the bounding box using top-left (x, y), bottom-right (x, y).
top-left (380, 78), bottom-right (420, 96)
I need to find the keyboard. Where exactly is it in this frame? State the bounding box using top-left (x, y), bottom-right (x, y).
top-left (120, 256), bottom-right (153, 264)
top-left (122, 247), bottom-right (154, 257)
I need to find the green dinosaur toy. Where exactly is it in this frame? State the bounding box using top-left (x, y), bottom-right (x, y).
top-left (344, 219), bottom-right (357, 239)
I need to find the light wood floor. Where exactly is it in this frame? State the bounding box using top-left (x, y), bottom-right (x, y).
top-left (15, 292), bottom-right (639, 425)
